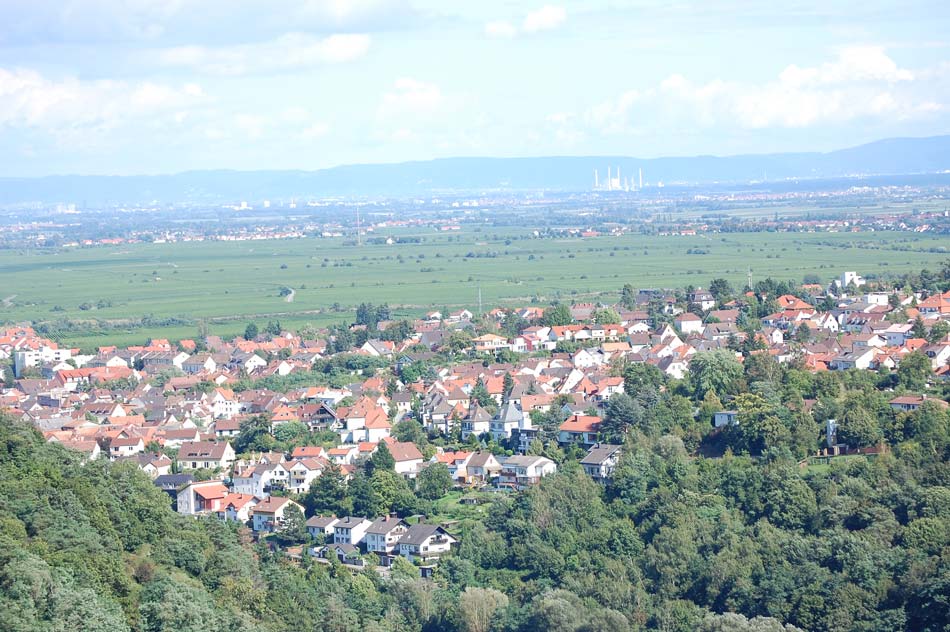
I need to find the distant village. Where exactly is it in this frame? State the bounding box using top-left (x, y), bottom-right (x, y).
top-left (3, 269), bottom-right (950, 570)
top-left (4, 180), bottom-right (950, 250)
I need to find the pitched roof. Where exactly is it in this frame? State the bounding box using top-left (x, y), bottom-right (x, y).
top-left (399, 523), bottom-right (453, 546)
top-left (306, 515), bottom-right (339, 528)
top-left (178, 441), bottom-right (231, 460)
top-left (192, 482), bottom-right (228, 499)
top-left (559, 414), bottom-right (602, 433)
top-left (383, 439), bottom-right (423, 462)
top-left (366, 515), bottom-right (406, 534)
top-left (580, 444), bottom-right (622, 465)
top-left (467, 451), bottom-right (500, 468)
top-left (253, 496), bottom-right (297, 514)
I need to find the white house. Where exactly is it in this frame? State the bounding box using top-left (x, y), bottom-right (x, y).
top-left (108, 435), bottom-right (145, 460)
top-left (208, 388), bottom-right (239, 419)
top-left (836, 271), bottom-right (866, 292)
top-left (498, 455), bottom-right (556, 489)
top-left (306, 515), bottom-right (340, 540)
top-left (176, 441), bottom-right (236, 471)
top-left (465, 451), bottom-right (503, 484)
top-left (333, 516), bottom-right (372, 546)
top-left (398, 523), bottom-right (457, 563)
top-left (674, 313), bottom-right (704, 335)
top-left (364, 516), bottom-right (409, 556)
top-left (580, 444), bottom-right (622, 482)
top-left (714, 411), bottom-right (739, 428)
top-left (252, 496), bottom-right (303, 533)
top-left (232, 462), bottom-right (289, 497)
top-left (385, 440), bottom-right (425, 477)
top-left (490, 400), bottom-right (524, 442)
top-left (884, 323), bottom-right (914, 347)
top-left (176, 480), bottom-right (228, 515)
top-left (460, 406), bottom-right (492, 440)
top-left (216, 493), bottom-right (258, 522)
top-left (286, 458), bottom-right (325, 494)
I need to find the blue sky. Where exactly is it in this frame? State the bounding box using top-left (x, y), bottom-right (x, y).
top-left (1, 0), bottom-right (948, 176)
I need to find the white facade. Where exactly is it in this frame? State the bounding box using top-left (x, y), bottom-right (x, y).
top-left (14, 346), bottom-right (73, 377)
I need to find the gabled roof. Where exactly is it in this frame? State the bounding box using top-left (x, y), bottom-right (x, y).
top-left (494, 400), bottom-right (524, 424)
top-left (220, 493), bottom-right (257, 510)
top-left (291, 446), bottom-right (326, 459)
top-left (559, 414), bottom-right (602, 433)
top-left (366, 515), bottom-right (407, 534)
top-left (382, 439), bottom-right (423, 462)
top-left (178, 441), bottom-right (231, 460)
top-left (192, 482), bottom-right (228, 500)
top-left (253, 496), bottom-right (297, 514)
top-left (335, 516), bottom-right (370, 528)
top-left (399, 523), bottom-right (454, 546)
top-left (306, 515), bottom-right (339, 529)
top-left (580, 443), bottom-right (622, 465)
top-left (467, 451), bottom-right (500, 468)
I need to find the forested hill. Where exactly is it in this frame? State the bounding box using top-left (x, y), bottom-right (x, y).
top-left (2, 135), bottom-right (950, 203)
top-left (2, 406), bottom-right (950, 631)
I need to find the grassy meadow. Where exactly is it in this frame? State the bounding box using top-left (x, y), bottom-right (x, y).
top-left (1, 227), bottom-right (948, 348)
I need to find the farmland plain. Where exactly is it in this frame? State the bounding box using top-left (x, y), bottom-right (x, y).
top-left (1, 227), bottom-right (949, 349)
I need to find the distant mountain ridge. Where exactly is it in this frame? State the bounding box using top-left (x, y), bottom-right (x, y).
top-left (3, 135), bottom-right (950, 204)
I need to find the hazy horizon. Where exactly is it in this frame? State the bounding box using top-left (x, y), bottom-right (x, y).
top-left (1, 1), bottom-right (949, 177)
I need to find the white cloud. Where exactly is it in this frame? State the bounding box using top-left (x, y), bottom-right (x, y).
top-left (484, 5), bottom-right (566, 39)
top-left (523, 6), bottom-right (566, 33)
top-left (390, 128), bottom-right (415, 142)
top-left (485, 20), bottom-right (517, 39)
top-left (157, 32), bottom-right (370, 75)
top-left (0, 0), bottom-right (410, 45)
top-left (0, 67), bottom-right (205, 130)
top-left (378, 78), bottom-right (443, 119)
top-left (586, 46), bottom-right (944, 134)
top-left (234, 113), bottom-right (266, 139)
top-left (545, 112), bottom-right (572, 124)
top-left (301, 122), bottom-right (330, 139)
top-left (281, 107), bottom-right (310, 124)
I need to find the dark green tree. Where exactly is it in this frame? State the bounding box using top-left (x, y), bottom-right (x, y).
top-left (349, 471), bottom-right (381, 517)
top-left (897, 351), bottom-right (932, 391)
top-left (601, 393), bottom-right (643, 441)
top-left (416, 463), bottom-right (453, 500)
top-left (233, 414), bottom-right (275, 454)
top-left (623, 362), bottom-right (666, 396)
top-left (278, 504), bottom-right (307, 544)
top-left (366, 442), bottom-right (395, 474)
top-left (690, 350), bottom-right (744, 399)
top-left (503, 373), bottom-right (515, 399)
top-left (393, 419), bottom-right (427, 445)
top-left (708, 278), bottom-right (733, 303)
top-left (620, 284), bottom-right (637, 310)
top-left (542, 303), bottom-right (573, 327)
top-left (303, 461), bottom-right (348, 516)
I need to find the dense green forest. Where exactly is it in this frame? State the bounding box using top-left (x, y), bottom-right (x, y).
top-left (2, 365), bottom-right (950, 632)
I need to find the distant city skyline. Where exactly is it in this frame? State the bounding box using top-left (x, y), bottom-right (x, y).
top-left (1, 0), bottom-right (948, 176)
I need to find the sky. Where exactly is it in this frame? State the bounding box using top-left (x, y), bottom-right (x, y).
top-left (1, 0), bottom-right (949, 176)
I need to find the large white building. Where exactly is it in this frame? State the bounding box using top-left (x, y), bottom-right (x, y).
top-left (14, 346), bottom-right (73, 377)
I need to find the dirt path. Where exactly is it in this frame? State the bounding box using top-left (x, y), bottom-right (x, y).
top-left (1, 295), bottom-right (15, 308)
top-left (284, 288), bottom-right (296, 303)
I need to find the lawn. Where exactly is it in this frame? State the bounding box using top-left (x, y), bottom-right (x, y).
top-left (1, 227), bottom-right (948, 347)
top-left (804, 453), bottom-right (868, 475)
top-left (429, 489), bottom-right (505, 530)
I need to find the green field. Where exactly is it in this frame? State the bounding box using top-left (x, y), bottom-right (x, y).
top-left (2, 227), bottom-right (949, 348)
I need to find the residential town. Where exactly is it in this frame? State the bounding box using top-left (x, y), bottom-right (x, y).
top-left (4, 269), bottom-right (950, 573)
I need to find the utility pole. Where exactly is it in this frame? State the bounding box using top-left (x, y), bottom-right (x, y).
top-left (356, 207), bottom-right (362, 246)
top-left (748, 266), bottom-right (753, 292)
top-left (478, 285), bottom-right (483, 318)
